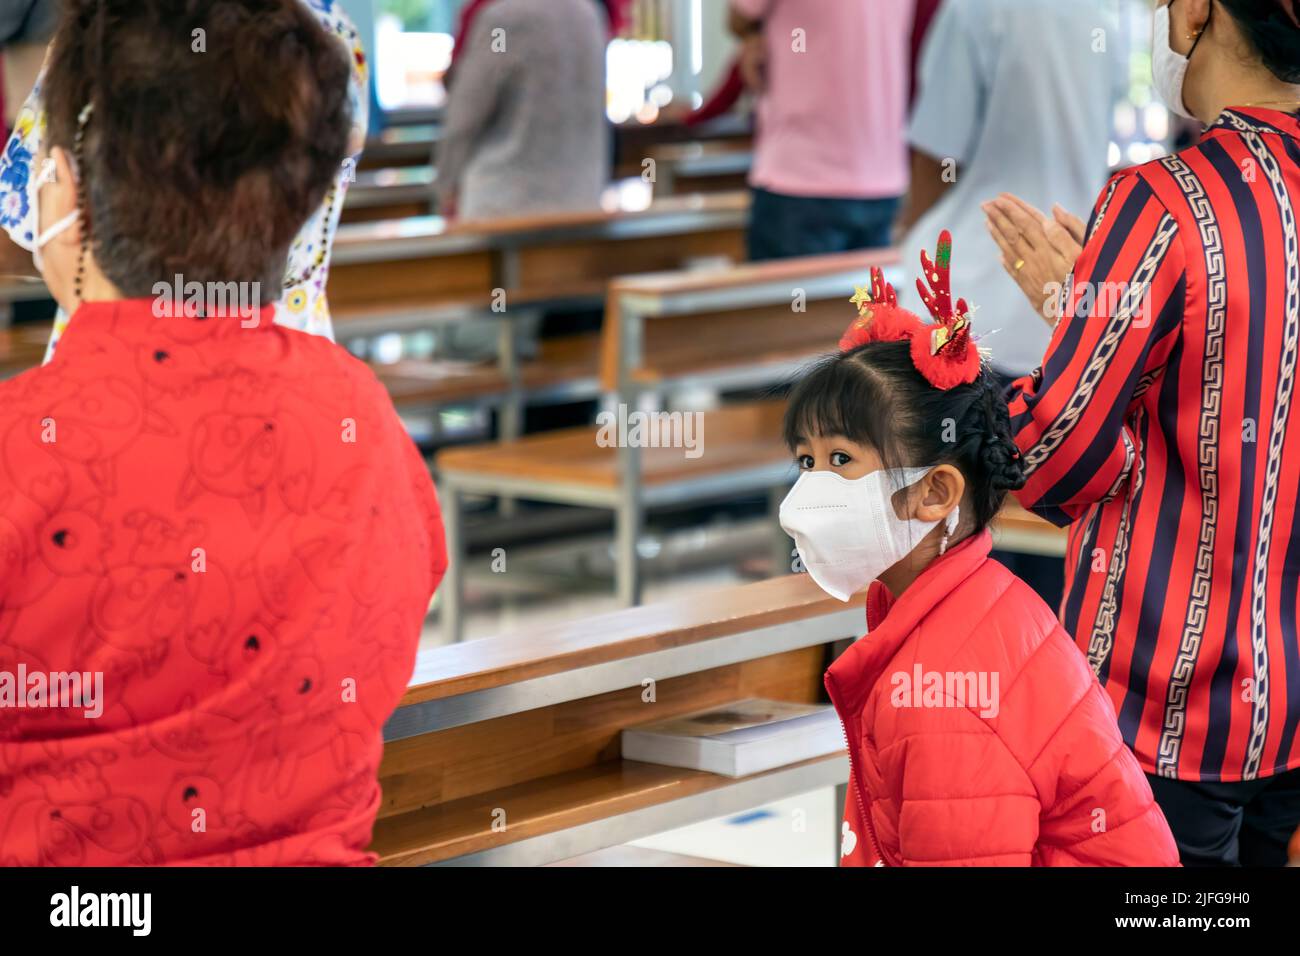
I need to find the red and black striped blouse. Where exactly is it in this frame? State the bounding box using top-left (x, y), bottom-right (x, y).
top-left (1008, 106), bottom-right (1300, 784)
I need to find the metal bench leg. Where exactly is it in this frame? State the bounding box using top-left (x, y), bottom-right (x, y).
top-left (615, 443), bottom-right (643, 607)
top-left (769, 484), bottom-right (793, 577)
top-left (614, 496), bottom-right (642, 607)
top-left (441, 481), bottom-right (467, 643)
top-left (496, 315), bottom-right (522, 519)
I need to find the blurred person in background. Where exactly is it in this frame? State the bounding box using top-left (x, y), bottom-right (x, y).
top-left (435, 0), bottom-right (618, 222)
top-left (907, 0), bottom-right (943, 105)
top-left (987, 0), bottom-right (1300, 866)
top-left (897, 0), bottom-right (1124, 608)
top-left (900, 0), bottom-right (1122, 381)
top-left (729, 0), bottom-right (915, 261)
top-left (687, 0), bottom-right (942, 128)
top-left (0, 0), bottom-right (445, 866)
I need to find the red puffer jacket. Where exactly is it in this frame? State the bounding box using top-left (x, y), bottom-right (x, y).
top-left (824, 530), bottom-right (1179, 866)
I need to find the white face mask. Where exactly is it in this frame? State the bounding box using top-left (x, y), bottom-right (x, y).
top-left (28, 156), bottom-right (81, 277)
top-left (1152, 1), bottom-right (1200, 121)
top-left (779, 467), bottom-right (960, 603)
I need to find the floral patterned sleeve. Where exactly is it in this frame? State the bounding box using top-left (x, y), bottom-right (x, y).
top-left (0, 0), bottom-right (370, 362)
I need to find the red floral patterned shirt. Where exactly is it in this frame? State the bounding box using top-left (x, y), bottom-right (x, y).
top-left (0, 298), bottom-right (446, 865)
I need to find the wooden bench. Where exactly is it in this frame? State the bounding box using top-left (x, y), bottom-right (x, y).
top-left (328, 191), bottom-right (749, 316)
top-left (369, 573), bottom-right (857, 866)
top-left (649, 142), bottom-right (752, 197)
top-left (356, 112), bottom-right (753, 177)
top-left (340, 165), bottom-right (437, 224)
top-left (994, 498), bottom-right (1071, 557)
top-left (372, 333), bottom-right (602, 411)
top-left (0, 276), bottom-right (53, 330)
top-left (614, 113), bottom-right (753, 179)
top-left (0, 321), bottom-right (52, 379)
top-left (357, 123), bottom-right (440, 171)
top-left (342, 192), bottom-right (750, 435)
top-left (432, 249), bottom-right (907, 641)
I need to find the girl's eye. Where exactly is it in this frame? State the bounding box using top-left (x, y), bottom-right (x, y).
top-left (796, 454), bottom-right (815, 470)
top-left (830, 451), bottom-right (852, 467)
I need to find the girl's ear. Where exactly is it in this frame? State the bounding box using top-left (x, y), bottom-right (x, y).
top-left (912, 464), bottom-right (965, 524)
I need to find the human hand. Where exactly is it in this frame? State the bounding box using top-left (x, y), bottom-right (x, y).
top-left (982, 194), bottom-right (1084, 326)
top-left (738, 33), bottom-right (766, 94)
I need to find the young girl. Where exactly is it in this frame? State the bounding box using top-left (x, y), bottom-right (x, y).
top-left (780, 234), bottom-right (1179, 866)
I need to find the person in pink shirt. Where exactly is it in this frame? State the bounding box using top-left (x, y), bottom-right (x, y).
top-left (728, 0), bottom-right (915, 260)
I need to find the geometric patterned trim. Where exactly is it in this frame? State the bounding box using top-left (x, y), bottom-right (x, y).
top-left (1023, 213), bottom-right (1179, 476)
top-left (1223, 112), bottom-right (1300, 779)
top-left (1155, 155), bottom-right (1223, 778)
top-left (1087, 409), bottom-right (1146, 675)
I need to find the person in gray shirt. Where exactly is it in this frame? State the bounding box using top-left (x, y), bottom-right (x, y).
top-left (436, 0), bottom-right (609, 222)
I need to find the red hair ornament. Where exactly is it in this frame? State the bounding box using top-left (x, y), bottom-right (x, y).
top-left (838, 231), bottom-right (985, 390)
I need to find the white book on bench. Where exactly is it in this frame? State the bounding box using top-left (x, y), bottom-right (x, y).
top-left (620, 699), bottom-right (843, 778)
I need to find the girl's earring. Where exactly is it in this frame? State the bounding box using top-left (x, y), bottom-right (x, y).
top-left (939, 507), bottom-right (960, 556)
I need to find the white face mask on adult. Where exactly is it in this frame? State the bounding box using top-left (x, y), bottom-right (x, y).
top-left (1152, 0), bottom-right (1205, 122)
top-left (779, 467), bottom-right (960, 603)
top-left (27, 155), bottom-right (81, 277)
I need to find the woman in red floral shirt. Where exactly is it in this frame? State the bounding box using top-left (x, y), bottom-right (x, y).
top-left (0, 0), bottom-right (446, 866)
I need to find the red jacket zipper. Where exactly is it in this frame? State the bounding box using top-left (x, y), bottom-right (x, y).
top-left (826, 671), bottom-right (887, 866)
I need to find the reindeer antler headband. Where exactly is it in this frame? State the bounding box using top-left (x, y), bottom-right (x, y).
top-left (838, 230), bottom-right (984, 390)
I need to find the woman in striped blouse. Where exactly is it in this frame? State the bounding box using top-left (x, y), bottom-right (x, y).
top-left (985, 0), bottom-right (1300, 865)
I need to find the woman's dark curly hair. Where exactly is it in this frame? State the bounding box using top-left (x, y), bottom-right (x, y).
top-left (42, 0), bottom-right (353, 298)
top-left (783, 341), bottom-right (1027, 534)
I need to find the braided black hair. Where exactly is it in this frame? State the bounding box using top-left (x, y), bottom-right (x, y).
top-left (782, 340), bottom-right (1026, 533)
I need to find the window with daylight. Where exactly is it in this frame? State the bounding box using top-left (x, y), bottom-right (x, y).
top-left (1108, 0), bottom-right (1178, 170)
top-left (373, 0), bottom-right (463, 111)
top-left (370, 0), bottom-right (713, 123)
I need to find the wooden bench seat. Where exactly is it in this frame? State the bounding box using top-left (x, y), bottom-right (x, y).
top-left (326, 191), bottom-right (749, 314)
top-left (614, 112), bottom-right (753, 178)
top-left (373, 753), bottom-right (836, 867)
top-left (0, 322), bottom-right (52, 377)
top-left (400, 570), bottom-right (859, 705)
top-left (991, 497), bottom-right (1069, 556)
top-left (371, 573), bottom-right (857, 866)
top-left (358, 123), bottom-right (439, 171)
top-left (340, 165), bottom-right (436, 224)
top-left (0, 276), bottom-right (54, 331)
top-left (436, 400), bottom-right (788, 491)
top-left (650, 142), bottom-right (753, 197)
top-left (371, 333), bottom-right (602, 408)
top-left (628, 301), bottom-right (845, 387)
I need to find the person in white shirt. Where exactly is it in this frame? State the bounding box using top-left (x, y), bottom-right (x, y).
top-left (898, 0), bottom-right (1124, 378)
